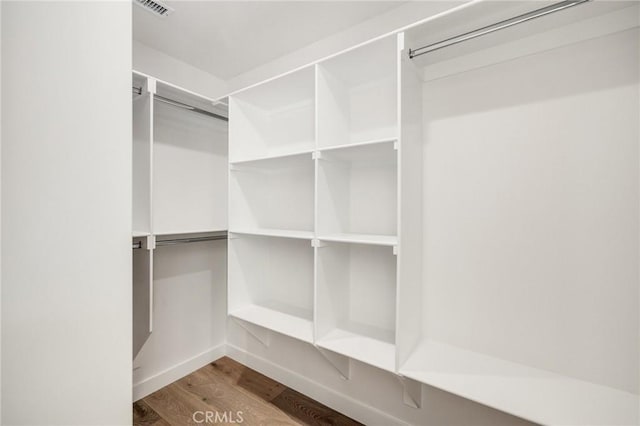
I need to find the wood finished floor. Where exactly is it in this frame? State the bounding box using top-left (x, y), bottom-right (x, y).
top-left (133, 357), bottom-right (363, 426)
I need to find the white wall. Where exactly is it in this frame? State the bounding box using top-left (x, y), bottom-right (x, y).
top-left (134, 40), bottom-right (228, 100)
top-left (422, 27), bottom-right (639, 394)
top-left (226, 1), bottom-right (465, 92)
top-left (1, 2), bottom-right (132, 424)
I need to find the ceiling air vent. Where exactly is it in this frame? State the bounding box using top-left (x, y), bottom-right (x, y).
top-left (134, 0), bottom-right (174, 18)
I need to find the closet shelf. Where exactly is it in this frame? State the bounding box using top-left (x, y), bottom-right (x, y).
top-left (230, 304), bottom-right (314, 343)
top-left (229, 147), bottom-right (315, 166)
top-left (317, 329), bottom-right (395, 373)
top-left (230, 228), bottom-right (313, 240)
top-left (133, 230), bottom-right (151, 237)
top-left (399, 340), bottom-right (639, 426)
top-left (318, 233), bottom-right (397, 247)
top-left (319, 137), bottom-right (397, 154)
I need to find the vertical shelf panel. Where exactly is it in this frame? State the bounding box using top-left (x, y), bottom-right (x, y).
top-left (133, 238), bottom-right (153, 358)
top-left (395, 33), bottom-right (424, 371)
top-left (228, 235), bottom-right (314, 343)
top-left (316, 242), bottom-right (397, 372)
top-left (229, 67), bottom-right (315, 162)
top-left (133, 74), bottom-right (152, 236)
top-left (317, 36), bottom-right (398, 148)
top-left (152, 91), bottom-right (228, 235)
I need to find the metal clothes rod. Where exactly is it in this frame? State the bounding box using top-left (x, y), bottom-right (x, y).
top-left (132, 87), bottom-right (228, 122)
top-left (409, 0), bottom-right (590, 59)
top-left (156, 234), bottom-right (228, 247)
top-left (132, 233), bottom-right (227, 249)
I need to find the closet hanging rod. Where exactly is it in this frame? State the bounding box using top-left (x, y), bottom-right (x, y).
top-left (132, 87), bottom-right (228, 122)
top-left (408, 0), bottom-right (590, 59)
top-left (156, 234), bottom-right (228, 247)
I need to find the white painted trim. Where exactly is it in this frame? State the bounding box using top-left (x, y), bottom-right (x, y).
top-left (132, 344), bottom-right (226, 401)
top-left (225, 343), bottom-right (410, 426)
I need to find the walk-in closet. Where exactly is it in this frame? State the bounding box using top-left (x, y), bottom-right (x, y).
top-left (1, 1), bottom-right (638, 425)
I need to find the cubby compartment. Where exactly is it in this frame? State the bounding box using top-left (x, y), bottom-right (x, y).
top-left (317, 141), bottom-right (397, 245)
top-left (229, 67), bottom-right (315, 161)
top-left (317, 36), bottom-right (397, 148)
top-left (228, 235), bottom-right (314, 343)
top-left (152, 92), bottom-right (228, 235)
top-left (316, 242), bottom-right (397, 372)
top-left (230, 153), bottom-right (314, 237)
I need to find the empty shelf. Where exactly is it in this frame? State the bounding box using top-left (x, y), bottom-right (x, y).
top-left (132, 230), bottom-right (150, 237)
top-left (318, 233), bottom-right (397, 246)
top-left (319, 137), bottom-right (397, 153)
top-left (400, 340), bottom-right (639, 426)
top-left (230, 228), bottom-right (314, 240)
top-left (230, 148), bottom-right (315, 165)
top-left (317, 328), bottom-right (395, 373)
top-left (230, 304), bottom-right (313, 344)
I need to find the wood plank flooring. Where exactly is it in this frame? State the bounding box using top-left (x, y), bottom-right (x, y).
top-left (134, 357), bottom-right (363, 426)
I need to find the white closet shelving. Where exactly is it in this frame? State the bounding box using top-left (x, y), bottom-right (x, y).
top-left (227, 36), bottom-right (406, 372)
top-left (228, 234), bottom-right (314, 343)
top-left (225, 2), bottom-right (640, 424)
top-left (229, 67), bottom-right (315, 162)
top-left (132, 71), bottom-right (228, 358)
top-left (316, 242), bottom-right (397, 372)
top-left (317, 140), bottom-right (397, 246)
top-left (317, 36), bottom-right (397, 148)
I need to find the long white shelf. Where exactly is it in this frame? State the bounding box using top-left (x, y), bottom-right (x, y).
top-left (400, 340), bottom-right (639, 426)
top-left (230, 304), bottom-right (314, 344)
top-left (319, 137), bottom-right (397, 153)
top-left (317, 328), bottom-right (395, 373)
top-left (318, 233), bottom-right (397, 247)
top-left (229, 146), bottom-right (315, 165)
top-left (230, 228), bottom-right (314, 240)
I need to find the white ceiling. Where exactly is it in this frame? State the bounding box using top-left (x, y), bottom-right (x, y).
top-left (133, 1), bottom-right (405, 80)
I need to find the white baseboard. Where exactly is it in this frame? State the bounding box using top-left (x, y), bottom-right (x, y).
top-left (133, 344), bottom-right (226, 401)
top-left (225, 343), bottom-right (408, 426)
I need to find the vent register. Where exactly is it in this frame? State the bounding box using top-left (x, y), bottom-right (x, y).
top-left (134, 0), bottom-right (174, 17)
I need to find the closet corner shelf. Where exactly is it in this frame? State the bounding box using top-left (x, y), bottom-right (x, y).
top-left (399, 340), bottom-right (639, 426)
top-left (230, 228), bottom-right (314, 240)
top-left (317, 329), bottom-right (396, 373)
top-left (318, 233), bottom-right (397, 247)
top-left (229, 147), bottom-right (315, 165)
top-left (230, 304), bottom-right (314, 344)
top-left (132, 231), bottom-right (150, 238)
top-left (319, 137), bottom-right (397, 153)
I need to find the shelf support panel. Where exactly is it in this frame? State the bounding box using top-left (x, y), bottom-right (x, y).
top-left (232, 318), bottom-right (271, 347)
top-left (398, 376), bottom-right (422, 408)
top-left (316, 347), bottom-right (350, 380)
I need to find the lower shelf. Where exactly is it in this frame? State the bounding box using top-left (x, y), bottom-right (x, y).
top-left (317, 328), bottom-right (395, 373)
top-left (400, 340), bottom-right (639, 426)
top-left (230, 304), bottom-right (314, 344)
